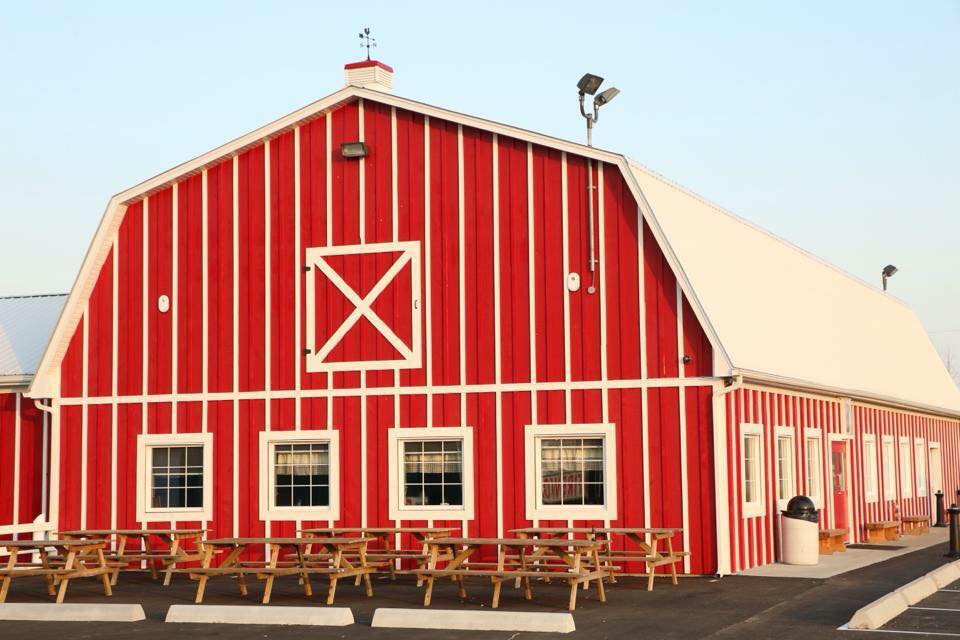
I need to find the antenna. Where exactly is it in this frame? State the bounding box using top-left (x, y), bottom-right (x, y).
top-left (358, 27), bottom-right (377, 61)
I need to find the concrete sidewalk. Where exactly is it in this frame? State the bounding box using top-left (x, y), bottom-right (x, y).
top-left (738, 528), bottom-right (949, 579)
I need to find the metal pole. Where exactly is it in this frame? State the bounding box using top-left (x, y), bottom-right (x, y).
top-left (947, 504), bottom-right (960, 559)
top-left (934, 490), bottom-right (946, 527)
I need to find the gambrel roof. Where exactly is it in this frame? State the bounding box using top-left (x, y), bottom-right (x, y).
top-left (25, 85), bottom-right (960, 416)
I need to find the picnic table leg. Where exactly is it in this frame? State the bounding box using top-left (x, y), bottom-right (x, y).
top-left (110, 535), bottom-right (128, 586)
top-left (567, 552), bottom-right (582, 611)
top-left (646, 536), bottom-right (658, 592)
top-left (325, 549), bottom-right (343, 605)
top-left (667, 536), bottom-right (678, 586)
top-left (194, 545), bottom-right (217, 604)
top-left (262, 545), bottom-right (281, 604)
top-left (95, 547), bottom-right (113, 597)
top-left (591, 547), bottom-right (606, 603)
top-left (359, 543), bottom-right (373, 597)
top-left (39, 548), bottom-right (55, 596)
top-left (162, 535), bottom-right (182, 586)
top-left (0, 547), bottom-right (16, 603)
top-left (56, 549), bottom-right (77, 604)
top-left (295, 547), bottom-right (313, 597)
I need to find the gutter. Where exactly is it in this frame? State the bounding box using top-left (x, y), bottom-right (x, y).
top-left (731, 369), bottom-right (960, 420)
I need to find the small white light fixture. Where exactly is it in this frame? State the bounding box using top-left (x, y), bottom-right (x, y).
top-left (157, 295), bottom-right (170, 313)
top-left (341, 141), bottom-right (368, 159)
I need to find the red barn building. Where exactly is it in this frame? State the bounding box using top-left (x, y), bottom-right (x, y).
top-left (4, 60), bottom-right (960, 575)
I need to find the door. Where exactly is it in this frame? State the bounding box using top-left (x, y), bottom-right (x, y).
top-left (831, 440), bottom-right (848, 531)
top-left (929, 445), bottom-right (943, 519)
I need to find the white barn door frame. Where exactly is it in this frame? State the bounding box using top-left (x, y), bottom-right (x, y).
top-left (305, 240), bottom-right (422, 373)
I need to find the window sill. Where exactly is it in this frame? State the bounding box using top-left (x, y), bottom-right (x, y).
top-left (260, 508), bottom-right (341, 521)
top-left (140, 509), bottom-right (210, 523)
top-left (742, 503), bottom-right (765, 519)
top-left (391, 507), bottom-right (473, 521)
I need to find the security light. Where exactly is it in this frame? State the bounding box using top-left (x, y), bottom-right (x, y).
top-left (595, 87), bottom-right (620, 107)
top-left (340, 141), bottom-right (369, 159)
top-left (577, 73), bottom-right (604, 96)
top-left (577, 72), bottom-right (621, 147)
top-left (882, 264), bottom-right (898, 291)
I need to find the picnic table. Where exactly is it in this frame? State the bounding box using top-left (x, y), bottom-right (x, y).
top-left (299, 526), bottom-right (459, 579)
top-left (511, 527), bottom-right (686, 590)
top-left (413, 537), bottom-right (609, 610)
top-left (1, 539), bottom-right (112, 603)
top-left (59, 528), bottom-right (206, 585)
top-left (175, 537), bottom-right (374, 604)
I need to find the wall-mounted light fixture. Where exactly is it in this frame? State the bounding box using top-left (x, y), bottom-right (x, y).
top-left (340, 141), bottom-right (368, 159)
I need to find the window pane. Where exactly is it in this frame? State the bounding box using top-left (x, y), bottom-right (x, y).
top-left (292, 485), bottom-right (311, 507)
top-left (169, 447), bottom-right (186, 467)
top-left (186, 488), bottom-right (203, 507)
top-left (152, 489), bottom-right (167, 508)
top-left (311, 486), bottom-right (329, 507)
top-left (152, 447), bottom-right (168, 467)
top-left (168, 488), bottom-right (186, 508)
top-left (187, 446), bottom-right (203, 466)
top-left (275, 486), bottom-right (292, 507)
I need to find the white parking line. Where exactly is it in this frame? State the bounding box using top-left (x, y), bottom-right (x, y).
top-left (840, 627), bottom-right (960, 637)
top-left (909, 607), bottom-right (960, 613)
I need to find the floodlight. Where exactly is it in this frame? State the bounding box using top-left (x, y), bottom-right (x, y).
top-left (577, 73), bottom-right (604, 96)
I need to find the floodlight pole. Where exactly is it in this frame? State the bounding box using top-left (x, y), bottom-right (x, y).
top-left (579, 92), bottom-right (599, 147)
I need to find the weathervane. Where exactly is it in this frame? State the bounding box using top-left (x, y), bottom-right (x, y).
top-left (359, 27), bottom-right (376, 61)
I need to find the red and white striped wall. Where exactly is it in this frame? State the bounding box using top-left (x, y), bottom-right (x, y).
top-left (724, 385), bottom-right (960, 573)
top-left (0, 391), bottom-right (51, 539)
top-left (45, 97), bottom-right (721, 574)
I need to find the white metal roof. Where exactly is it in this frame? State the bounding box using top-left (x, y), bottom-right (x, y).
top-left (0, 294), bottom-right (67, 384)
top-left (628, 160), bottom-right (960, 415)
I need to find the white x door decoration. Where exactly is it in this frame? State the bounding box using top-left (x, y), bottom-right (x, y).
top-left (305, 241), bottom-right (422, 373)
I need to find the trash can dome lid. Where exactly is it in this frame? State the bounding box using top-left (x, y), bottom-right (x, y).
top-left (785, 495), bottom-right (817, 513)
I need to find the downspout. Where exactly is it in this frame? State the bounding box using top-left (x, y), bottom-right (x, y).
top-left (711, 375), bottom-right (744, 577)
top-left (34, 399), bottom-right (55, 539)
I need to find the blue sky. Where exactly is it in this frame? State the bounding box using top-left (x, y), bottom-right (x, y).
top-left (1, 1), bottom-right (958, 374)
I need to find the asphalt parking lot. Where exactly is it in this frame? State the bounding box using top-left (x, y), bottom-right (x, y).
top-left (871, 585), bottom-right (960, 636)
top-left (0, 544), bottom-right (957, 639)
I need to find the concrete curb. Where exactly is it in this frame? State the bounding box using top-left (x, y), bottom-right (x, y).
top-left (165, 604), bottom-right (354, 626)
top-left (0, 603), bottom-right (146, 622)
top-left (929, 561), bottom-right (960, 588)
top-left (371, 608), bottom-right (576, 633)
top-left (847, 559), bottom-right (960, 630)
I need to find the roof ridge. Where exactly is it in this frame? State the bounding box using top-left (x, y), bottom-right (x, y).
top-left (0, 293), bottom-right (69, 301)
top-left (626, 158), bottom-right (914, 312)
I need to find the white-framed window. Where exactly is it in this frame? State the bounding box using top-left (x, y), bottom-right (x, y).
top-left (305, 241), bottom-right (422, 373)
top-left (740, 423), bottom-right (765, 518)
top-left (774, 426), bottom-right (795, 510)
top-left (914, 438), bottom-right (927, 498)
top-left (898, 436), bottom-right (913, 498)
top-left (258, 429), bottom-right (341, 520)
top-left (863, 434), bottom-right (879, 503)
top-left (525, 424), bottom-right (618, 521)
top-left (881, 435), bottom-right (896, 499)
top-left (388, 427), bottom-right (474, 521)
top-left (136, 432), bottom-right (213, 522)
top-left (805, 428), bottom-right (823, 508)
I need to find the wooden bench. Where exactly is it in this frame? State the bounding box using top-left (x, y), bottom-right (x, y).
top-left (865, 520), bottom-right (900, 543)
top-left (818, 528), bottom-right (847, 554)
top-left (401, 568), bottom-right (603, 609)
top-left (902, 516), bottom-right (929, 535)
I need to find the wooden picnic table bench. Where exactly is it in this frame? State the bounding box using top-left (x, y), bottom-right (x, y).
top-left (299, 526), bottom-right (458, 580)
top-left (902, 516), bottom-right (929, 535)
top-left (510, 526), bottom-right (687, 591)
top-left (1, 539), bottom-right (112, 603)
top-left (818, 528), bottom-right (847, 554)
top-left (59, 528), bottom-right (207, 585)
top-left (172, 537), bottom-right (374, 604)
top-left (408, 537), bottom-right (610, 611)
top-left (865, 520), bottom-right (900, 543)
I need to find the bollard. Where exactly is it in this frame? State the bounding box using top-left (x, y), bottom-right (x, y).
top-left (934, 491), bottom-right (947, 527)
top-left (948, 504), bottom-right (960, 559)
